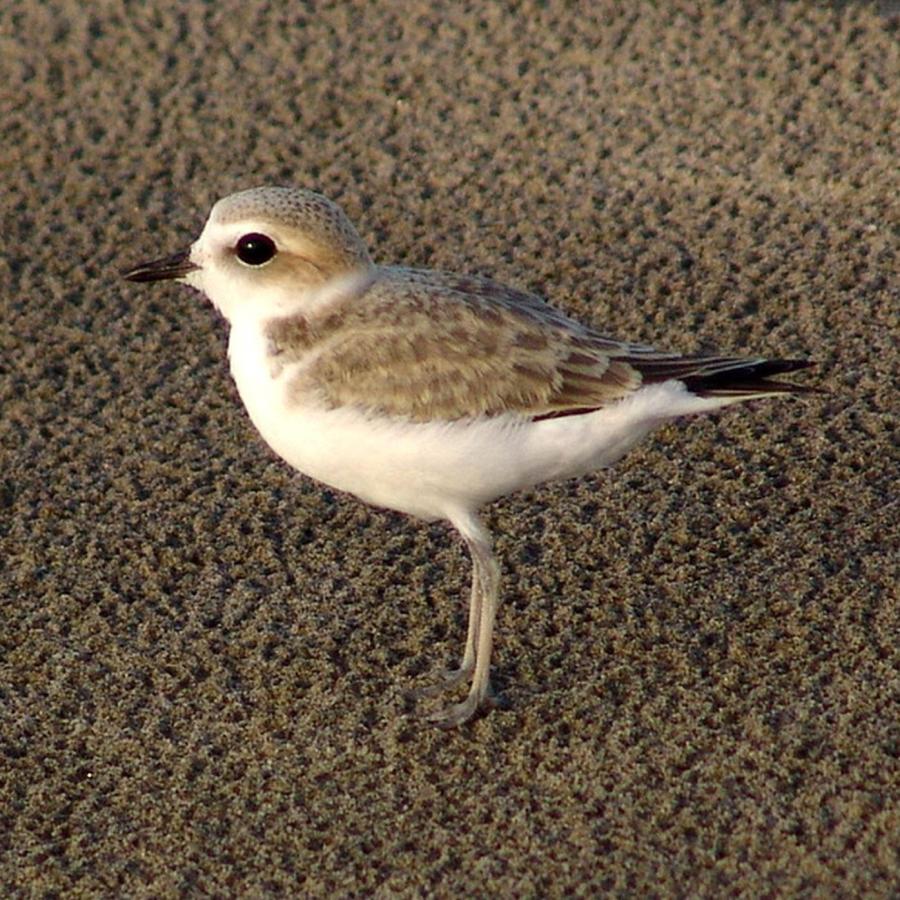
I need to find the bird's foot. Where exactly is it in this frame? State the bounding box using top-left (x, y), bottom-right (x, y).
top-left (424, 684), bottom-right (507, 728)
top-left (408, 663), bottom-right (474, 700)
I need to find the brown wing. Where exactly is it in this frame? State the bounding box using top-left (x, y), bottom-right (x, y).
top-left (266, 266), bottom-right (813, 422)
top-left (266, 267), bottom-right (663, 422)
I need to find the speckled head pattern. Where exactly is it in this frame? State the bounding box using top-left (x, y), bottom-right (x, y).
top-left (211, 187), bottom-right (373, 275)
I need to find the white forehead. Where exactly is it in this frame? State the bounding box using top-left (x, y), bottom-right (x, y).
top-left (198, 216), bottom-right (279, 251)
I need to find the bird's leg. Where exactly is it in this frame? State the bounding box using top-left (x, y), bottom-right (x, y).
top-left (411, 564), bottom-right (480, 699)
top-left (456, 562), bottom-right (481, 677)
top-left (427, 516), bottom-right (502, 727)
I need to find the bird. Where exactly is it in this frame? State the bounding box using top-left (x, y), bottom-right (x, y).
top-left (122, 186), bottom-right (816, 727)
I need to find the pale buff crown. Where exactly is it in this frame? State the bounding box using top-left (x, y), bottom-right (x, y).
top-left (210, 186), bottom-right (373, 274)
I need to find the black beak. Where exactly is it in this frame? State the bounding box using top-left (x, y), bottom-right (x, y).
top-left (121, 248), bottom-right (199, 282)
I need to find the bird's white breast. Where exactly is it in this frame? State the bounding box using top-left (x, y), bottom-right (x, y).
top-left (225, 318), bottom-right (708, 523)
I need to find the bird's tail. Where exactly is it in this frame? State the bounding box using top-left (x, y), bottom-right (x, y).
top-left (629, 356), bottom-right (819, 401)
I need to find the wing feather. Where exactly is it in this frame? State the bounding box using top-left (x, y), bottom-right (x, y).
top-left (265, 267), bottom-right (649, 421)
top-left (265, 266), bottom-right (812, 422)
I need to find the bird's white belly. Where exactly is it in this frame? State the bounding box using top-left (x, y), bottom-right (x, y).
top-left (226, 322), bottom-right (693, 522)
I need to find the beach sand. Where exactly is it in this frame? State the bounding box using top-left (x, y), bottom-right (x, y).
top-left (2, 2), bottom-right (897, 895)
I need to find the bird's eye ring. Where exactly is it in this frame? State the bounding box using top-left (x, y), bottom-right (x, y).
top-left (235, 233), bottom-right (277, 266)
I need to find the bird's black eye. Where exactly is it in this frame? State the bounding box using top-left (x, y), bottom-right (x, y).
top-left (235, 233), bottom-right (277, 266)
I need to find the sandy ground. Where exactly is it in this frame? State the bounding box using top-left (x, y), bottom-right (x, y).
top-left (2, 1), bottom-right (897, 895)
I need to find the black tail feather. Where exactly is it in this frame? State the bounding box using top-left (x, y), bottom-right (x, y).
top-left (531, 356), bottom-right (819, 421)
top-left (630, 357), bottom-right (818, 398)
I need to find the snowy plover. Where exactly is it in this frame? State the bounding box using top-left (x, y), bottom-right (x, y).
top-left (123, 186), bottom-right (816, 727)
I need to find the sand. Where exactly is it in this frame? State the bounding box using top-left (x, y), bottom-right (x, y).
top-left (2, 1), bottom-right (897, 895)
